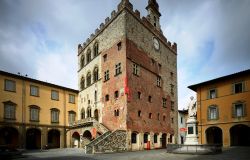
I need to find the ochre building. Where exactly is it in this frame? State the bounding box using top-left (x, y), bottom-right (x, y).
top-left (188, 69), bottom-right (250, 147)
top-left (72, 0), bottom-right (178, 152)
top-left (0, 70), bottom-right (78, 149)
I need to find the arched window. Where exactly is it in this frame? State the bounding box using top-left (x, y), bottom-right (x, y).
top-left (87, 72), bottom-right (91, 87)
top-left (87, 49), bottom-right (91, 63)
top-left (80, 55), bottom-right (85, 68)
top-left (149, 113), bottom-right (152, 119)
top-left (93, 67), bottom-right (99, 82)
top-left (81, 77), bottom-right (85, 90)
top-left (163, 115), bottom-right (166, 121)
top-left (93, 42), bottom-right (99, 57)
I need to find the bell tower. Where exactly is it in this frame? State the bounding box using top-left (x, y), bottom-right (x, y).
top-left (146, 0), bottom-right (161, 31)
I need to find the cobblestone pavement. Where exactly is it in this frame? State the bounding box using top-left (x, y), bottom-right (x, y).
top-left (18, 147), bottom-right (250, 160)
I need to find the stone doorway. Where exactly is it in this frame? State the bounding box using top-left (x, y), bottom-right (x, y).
top-left (72, 132), bottom-right (80, 148)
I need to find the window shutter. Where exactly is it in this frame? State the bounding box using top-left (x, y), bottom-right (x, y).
top-left (232, 104), bottom-right (236, 118)
top-left (215, 89), bottom-right (218, 98)
top-left (231, 84), bottom-right (235, 94)
top-left (207, 107), bottom-right (210, 120)
top-left (242, 81), bottom-right (246, 92)
top-left (243, 103), bottom-right (247, 117)
top-left (216, 107), bottom-right (219, 120)
top-left (207, 90), bottom-right (210, 100)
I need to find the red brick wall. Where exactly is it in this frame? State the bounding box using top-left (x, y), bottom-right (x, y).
top-left (101, 38), bottom-right (128, 131)
top-left (126, 39), bottom-right (172, 134)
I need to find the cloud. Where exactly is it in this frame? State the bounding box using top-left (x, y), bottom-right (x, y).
top-left (0, 0), bottom-right (249, 110)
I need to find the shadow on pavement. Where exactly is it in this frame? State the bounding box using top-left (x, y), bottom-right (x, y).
top-left (183, 147), bottom-right (250, 160)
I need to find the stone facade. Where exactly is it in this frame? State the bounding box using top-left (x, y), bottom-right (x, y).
top-left (74, 0), bottom-right (178, 152)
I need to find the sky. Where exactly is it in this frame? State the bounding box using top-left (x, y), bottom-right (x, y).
top-left (0, 0), bottom-right (250, 110)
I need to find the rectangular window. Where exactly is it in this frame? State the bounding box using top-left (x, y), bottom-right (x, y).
top-left (162, 98), bottom-right (167, 108)
top-left (208, 89), bottom-right (216, 99)
top-left (69, 94), bottom-right (75, 103)
top-left (69, 112), bottom-right (76, 124)
top-left (4, 103), bottom-right (16, 119)
top-left (117, 42), bottom-right (122, 51)
top-left (157, 76), bottom-right (161, 87)
top-left (114, 91), bottom-right (119, 99)
top-left (209, 107), bottom-right (218, 120)
top-left (234, 82), bottom-right (243, 94)
top-left (171, 101), bottom-right (174, 110)
top-left (233, 103), bottom-right (245, 118)
top-left (137, 92), bottom-right (141, 99)
top-left (133, 64), bottom-right (140, 76)
top-left (51, 110), bottom-right (59, 123)
top-left (104, 70), bottom-right (110, 81)
top-left (181, 117), bottom-right (183, 124)
top-left (148, 96), bottom-right (152, 103)
top-left (30, 107), bottom-right (39, 121)
top-left (103, 54), bottom-right (107, 62)
top-left (51, 90), bottom-right (59, 100)
top-left (30, 85), bottom-right (39, 97)
top-left (4, 79), bottom-right (16, 92)
top-left (115, 63), bottom-right (122, 76)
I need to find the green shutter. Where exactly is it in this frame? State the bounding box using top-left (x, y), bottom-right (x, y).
top-left (232, 104), bottom-right (236, 118)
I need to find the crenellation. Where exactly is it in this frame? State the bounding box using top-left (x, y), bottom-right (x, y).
top-left (134, 9), bottom-right (140, 18)
top-left (95, 28), bottom-right (100, 34)
top-left (172, 43), bottom-right (177, 51)
top-left (105, 17), bottom-right (110, 24)
top-left (111, 10), bottom-right (117, 18)
top-left (90, 34), bottom-right (95, 40)
top-left (167, 41), bottom-right (171, 47)
top-left (83, 42), bottom-right (86, 48)
top-left (86, 38), bottom-right (90, 43)
top-left (78, 44), bottom-right (82, 54)
top-left (100, 23), bottom-right (105, 30)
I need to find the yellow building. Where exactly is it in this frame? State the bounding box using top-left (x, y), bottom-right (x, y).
top-left (0, 70), bottom-right (78, 149)
top-left (188, 69), bottom-right (250, 147)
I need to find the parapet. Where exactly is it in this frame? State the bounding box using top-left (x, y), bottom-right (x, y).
top-left (79, 0), bottom-right (177, 55)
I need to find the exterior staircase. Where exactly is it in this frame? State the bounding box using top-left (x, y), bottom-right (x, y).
top-left (85, 130), bottom-right (127, 154)
top-left (70, 118), bottom-right (127, 154)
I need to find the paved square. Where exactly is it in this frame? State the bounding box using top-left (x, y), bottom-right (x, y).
top-left (16, 147), bottom-right (250, 160)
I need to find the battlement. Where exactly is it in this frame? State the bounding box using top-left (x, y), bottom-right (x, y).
top-left (78, 0), bottom-right (177, 55)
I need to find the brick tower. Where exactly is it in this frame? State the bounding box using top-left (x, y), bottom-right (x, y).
top-left (74, 0), bottom-right (178, 153)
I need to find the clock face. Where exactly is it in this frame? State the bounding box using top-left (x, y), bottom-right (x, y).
top-left (153, 37), bottom-right (160, 50)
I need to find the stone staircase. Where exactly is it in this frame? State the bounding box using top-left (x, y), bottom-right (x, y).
top-left (85, 130), bottom-right (127, 154)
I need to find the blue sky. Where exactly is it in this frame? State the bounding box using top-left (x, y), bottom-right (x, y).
top-left (0, 0), bottom-right (250, 109)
